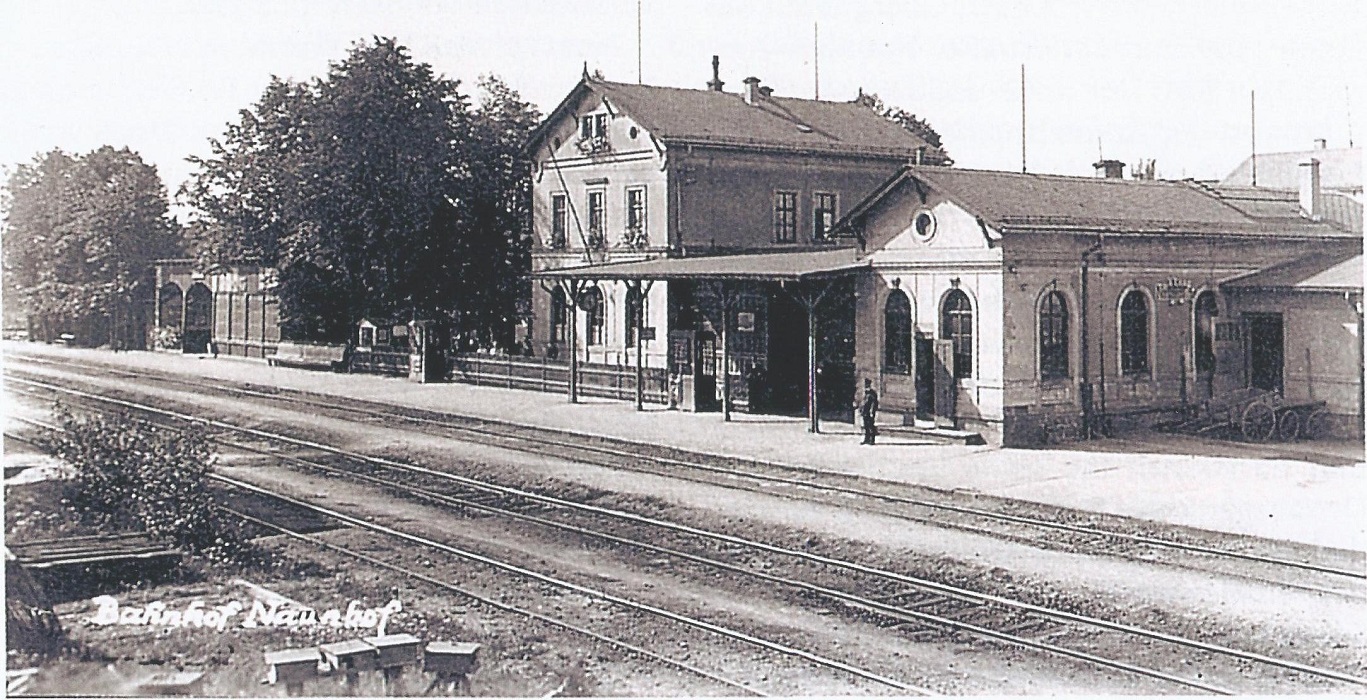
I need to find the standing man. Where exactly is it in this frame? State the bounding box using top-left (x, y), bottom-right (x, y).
top-left (858, 378), bottom-right (879, 445)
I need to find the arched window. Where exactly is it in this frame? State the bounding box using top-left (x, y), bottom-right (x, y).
top-left (1039, 291), bottom-right (1069, 380)
top-left (581, 286), bottom-right (605, 346)
top-left (941, 289), bottom-right (973, 380)
top-left (884, 290), bottom-right (912, 374)
top-left (549, 288), bottom-right (568, 345)
top-left (159, 283), bottom-right (183, 329)
top-left (1194, 291), bottom-right (1218, 374)
top-left (624, 285), bottom-right (646, 347)
top-left (1120, 290), bottom-right (1150, 376)
top-left (184, 283), bottom-right (213, 331)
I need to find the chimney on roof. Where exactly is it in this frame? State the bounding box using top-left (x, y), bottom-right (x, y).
top-left (914, 146), bottom-right (927, 165)
top-left (1299, 158), bottom-right (1323, 220)
top-left (707, 56), bottom-right (724, 92)
top-left (1093, 159), bottom-right (1126, 179)
top-left (743, 76), bottom-right (762, 105)
top-left (759, 86), bottom-right (774, 98)
top-left (1314, 138), bottom-right (1328, 150)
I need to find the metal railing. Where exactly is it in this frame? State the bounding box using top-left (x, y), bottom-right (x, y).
top-left (447, 353), bottom-right (669, 404)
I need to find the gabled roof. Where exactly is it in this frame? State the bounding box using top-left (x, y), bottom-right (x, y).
top-left (532, 248), bottom-right (867, 281)
top-left (1222, 252), bottom-right (1363, 292)
top-left (836, 165), bottom-right (1357, 238)
top-left (525, 77), bottom-right (947, 161)
top-left (1220, 146), bottom-right (1362, 192)
top-left (1209, 185), bottom-right (1363, 234)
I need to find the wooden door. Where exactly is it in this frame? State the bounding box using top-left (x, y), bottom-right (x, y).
top-left (934, 339), bottom-right (956, 428)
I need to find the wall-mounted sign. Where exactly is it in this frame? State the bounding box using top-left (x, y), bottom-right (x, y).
top-left (1155, 277), bottom-right (1193, 302)
top-left (640, 327), bottom-right (656, 341)
top-left (736, 312), bottom-right (756, 332)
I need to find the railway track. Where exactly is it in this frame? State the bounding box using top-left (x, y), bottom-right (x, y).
top-left (10, 371), bottom-right (1367, 694)
top-left (4, 419), bottom-right (926, 697)
top-left (8, 353), bottom-right (1364, 589)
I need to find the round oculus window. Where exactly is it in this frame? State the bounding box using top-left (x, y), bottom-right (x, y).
top-left (629, 126), bottom-right (639, 139)
top-left (912, 210), bottom-right (936, 241)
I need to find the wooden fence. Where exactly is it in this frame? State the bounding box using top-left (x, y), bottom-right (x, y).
top-left (447, 353), bottom-right (670, 405)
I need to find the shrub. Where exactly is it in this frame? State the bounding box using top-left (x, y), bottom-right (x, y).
top-left (49, 404), bottom-right (242, 559)
top-left (153, 326), bottom-right (182, 350)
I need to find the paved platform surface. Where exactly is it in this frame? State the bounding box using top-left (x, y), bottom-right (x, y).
top-left (5, 343), bottom-right (1364, 552)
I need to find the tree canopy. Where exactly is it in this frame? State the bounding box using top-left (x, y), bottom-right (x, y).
top-left (2, 147), bottom-right (180, 344)
top-left (855, 92), bottom-right (953, 164)
top-left (182, 37), bottom-right (540, 347)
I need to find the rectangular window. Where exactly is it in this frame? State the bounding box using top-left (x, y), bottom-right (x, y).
top-left (550, 193), bottom-right (567, 248)
top-left (773, 191), bottom-right (797, 243)
top-left (625, 186), bottom-right (647, 248)
top-left (587, 190), bottom-right (605, 232)
top-left (581, 114), bottom-right (608, 139)
top-left (586, 190), bottom-right (606, 249)
top-left (813, 192), bottom-right (837, 241)
top-left (626, 187), bottom-right (646, 231)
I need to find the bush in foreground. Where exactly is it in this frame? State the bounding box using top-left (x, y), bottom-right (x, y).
top-left (50, 404), bottom-right (243, 560)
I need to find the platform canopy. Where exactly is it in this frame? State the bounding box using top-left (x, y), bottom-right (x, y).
top-left (1222, 252), bottom-right (1363, 293)
top-left (532, 248), bottom-right (869, 282)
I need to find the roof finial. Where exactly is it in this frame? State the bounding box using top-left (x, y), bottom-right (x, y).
top-left (582, 61), bottom-right (590, 80)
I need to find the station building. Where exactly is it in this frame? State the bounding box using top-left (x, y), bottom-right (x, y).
top-left (525, 62), bottom-right (946, 418)
top-left (835, 161), bottom-right (1362, 444)
top-left (527, 68), bottom-right (1363, 444)
top-left (153, 259), bottom-right (281, 356)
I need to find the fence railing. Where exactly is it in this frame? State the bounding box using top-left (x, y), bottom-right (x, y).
top-left (447, 353), bottom-right (670, 405)
top-left (350, 349), bottom-right (409, 376)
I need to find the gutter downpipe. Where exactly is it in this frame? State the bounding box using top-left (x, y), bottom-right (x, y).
top-left (1357, 292), bottom-right (1365, 439)
top-left (1080, 236), bottom-right (1104, 439)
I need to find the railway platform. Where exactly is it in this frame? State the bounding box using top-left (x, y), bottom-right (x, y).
top-left (5, 342), bottom-right (1364, 552)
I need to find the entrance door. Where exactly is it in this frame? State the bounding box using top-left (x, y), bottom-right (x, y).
top-left (183, 283), bottom-right (213, 354)
top-left (933, 339), bottom-right (957, 428)
top-left (1247, 313), bottom-right (1284, 394)
top-left (695, 331), bottom-right (719, 412)
top-left (766, 291), bottom-right (809, 415)
top-left (915, 336), bottom-right (935, 421)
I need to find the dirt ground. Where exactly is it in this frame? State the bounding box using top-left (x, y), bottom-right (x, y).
top-left (6, 365), bottom-right (1365, 695)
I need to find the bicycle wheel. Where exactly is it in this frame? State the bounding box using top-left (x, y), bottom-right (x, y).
top-left (1302, 408), bottom-right (1330, 440)
top-left (1276, 410), bottom-right (1301, 441)
top-left (1241, 401), bottom-right (1276, 442)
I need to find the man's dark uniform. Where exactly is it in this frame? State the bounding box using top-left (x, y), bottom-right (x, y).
top-left (859, 380), bottom-right (879, 445)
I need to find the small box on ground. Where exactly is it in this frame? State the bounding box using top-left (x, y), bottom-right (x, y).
top-left (137, 671), bottom-right (205, 696)
top-left (424, 642), bottom-right (481, 675)
top-left (363, 633), bottom-right (422, 668)
top-left (319, 639), bottom-right (378, 673)
top-left (264, 648), bottom-right (322, 685)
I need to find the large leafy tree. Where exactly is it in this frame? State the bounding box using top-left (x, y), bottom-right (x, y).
top-left (183, 38), bottom-right (540, 347)
top-left (855, 92), bottom-right (953, 165)
top-left (3, 147), bottom-right (180, 345)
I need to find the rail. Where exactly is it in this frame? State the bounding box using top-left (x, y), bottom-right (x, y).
top-left (11, 376), bottom-right (1366, 692)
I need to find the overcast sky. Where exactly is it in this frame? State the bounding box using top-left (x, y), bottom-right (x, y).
top-left (2, 0), bottom-right (1363, 218)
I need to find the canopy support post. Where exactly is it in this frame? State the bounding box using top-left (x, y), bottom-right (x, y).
top-left (783, 279), bottom-right (833, 433)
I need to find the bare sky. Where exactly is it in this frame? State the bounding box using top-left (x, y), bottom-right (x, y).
top-left (2, 0), bottom-right (1363, 218)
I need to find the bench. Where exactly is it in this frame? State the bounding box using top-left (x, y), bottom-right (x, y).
top-left (267, 342), bottom-right (349, 371)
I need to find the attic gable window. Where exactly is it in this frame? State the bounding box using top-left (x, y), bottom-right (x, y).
top-left (580, 113), bottom-right (608, 139)
top-left (578, 113), bottom-right (611, 155)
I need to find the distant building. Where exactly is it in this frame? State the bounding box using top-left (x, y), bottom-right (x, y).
top-left (153, 260), bottom-right (281, 356)
top-left (1222, 139), bottom-right (1362, 199)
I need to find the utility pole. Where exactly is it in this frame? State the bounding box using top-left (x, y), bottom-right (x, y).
top-left (1020, 64), bottom-right (1027, 174)
top-left (813, 22), bottom-right (820, 99)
